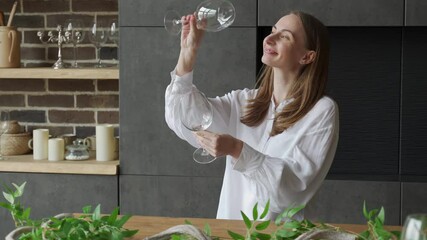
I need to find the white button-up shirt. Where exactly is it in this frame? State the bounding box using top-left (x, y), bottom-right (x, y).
top-left (165, 70), bottom-right (339, 220)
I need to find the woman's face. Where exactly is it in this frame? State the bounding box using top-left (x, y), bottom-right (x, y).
top-left (261, 14), bottom-right (309, 72)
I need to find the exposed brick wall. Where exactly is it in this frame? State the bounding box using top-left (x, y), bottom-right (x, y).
top-left (0, 0), bottom-right (119, 138)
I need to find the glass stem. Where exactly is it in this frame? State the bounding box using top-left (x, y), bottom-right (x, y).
top-left (73, 44), bottom-right (77, 67)
top-left (201, 148), bottom-right (210, 156)
top-left (96, 46), bottom-right (102, 66)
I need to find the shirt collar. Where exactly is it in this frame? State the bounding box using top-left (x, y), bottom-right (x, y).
top-left (270, 96), bottom-right (294, 113)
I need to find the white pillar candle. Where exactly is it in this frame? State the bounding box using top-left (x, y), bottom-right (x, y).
top-left (32, 129), bottom-right (49, 160)
top-left (48, 138), bottom-right (64, 161)
top-left (96, 125), bottom-right (114, 161)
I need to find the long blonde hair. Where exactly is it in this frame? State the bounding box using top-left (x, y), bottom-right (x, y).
top-left (240, 11), bottom-right (330, 136)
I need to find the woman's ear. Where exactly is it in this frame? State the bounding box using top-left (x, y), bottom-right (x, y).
top-left (299, 50), bottom-right (316, 65)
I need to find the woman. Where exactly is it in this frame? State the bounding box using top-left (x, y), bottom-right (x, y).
top-left (165, 11), bottom-right (339, 220)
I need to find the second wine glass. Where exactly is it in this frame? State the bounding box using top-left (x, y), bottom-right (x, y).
top-left (179, 90), bottom-right (217, 164)
top-left (64, 19), bottom-right (85, 68)
top-left (88, 19), bottom-right (108, 68)
top-left (401, 214), bottom-right (427, 240)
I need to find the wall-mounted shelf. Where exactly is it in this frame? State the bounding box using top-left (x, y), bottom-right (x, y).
top-left (0, 155), bottom-right (119, 175)
top-left (0, 68), bottom-right (119, 80)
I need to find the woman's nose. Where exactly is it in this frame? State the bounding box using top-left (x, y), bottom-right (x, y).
top-left (264, 34), bottom-right (275, 45)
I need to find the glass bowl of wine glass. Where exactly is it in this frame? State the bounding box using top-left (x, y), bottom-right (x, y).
top-left (164, 0), bottom-right (235, 35)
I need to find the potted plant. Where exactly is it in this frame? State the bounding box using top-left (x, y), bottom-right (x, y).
top-left (0, 182), bottom-right (138, 240)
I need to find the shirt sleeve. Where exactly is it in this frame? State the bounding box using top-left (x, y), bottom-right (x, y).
top-left (231, 100), bottom-right (339, 214)
top-left (165, 69), bottom-right (235, 147)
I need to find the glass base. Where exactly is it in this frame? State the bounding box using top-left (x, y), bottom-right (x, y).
top-left (193, 148), bottom-right (216, 164)
top-left (164, 10), bottom-right (182, 35)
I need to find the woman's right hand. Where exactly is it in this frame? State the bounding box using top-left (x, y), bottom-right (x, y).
top-left (176, 14), bottom-right (205, 76)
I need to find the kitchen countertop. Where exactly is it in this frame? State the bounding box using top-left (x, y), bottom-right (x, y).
top-left (123, 215), bottom-right (401, 239)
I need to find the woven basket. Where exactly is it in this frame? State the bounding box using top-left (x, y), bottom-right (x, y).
top-left (0, 132), bottom-right (31, 156)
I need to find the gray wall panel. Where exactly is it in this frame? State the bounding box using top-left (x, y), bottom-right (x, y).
top-left (258, 0), bottom-right (404, 26)
top-left (0, 173), bottom-right (118, 238)
top-left (305, 180), bottom-right (401, 225)
top-left (119, 0), bottom-right (256, 27)
top-left (401, 28), bottom-right (427, 175)
top-left (120, 27), bottom-right (256, 176)
top-left (405, 0), bottom-right (427, 26)
top-left (326, 27), bottom-right (401, 175)
top-left (120, 175), bottom-right (222, 218)
top-left (402, 182), bottom-right (427, 221)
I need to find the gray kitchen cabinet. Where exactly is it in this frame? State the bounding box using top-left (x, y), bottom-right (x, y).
top-left (305, 180), bottom-right (401, 225)
top-left (258, 0), bottom-right (404, 26)
top-left (402, 182), bottom-right (427, 221)
top-left (119, 27), bottom-right (256, 176)
top-left (119, 0), bottom-right (256, 27)
top-left (0, 173), bottom-right (118, 237)
top-left (406, 0), bottom-right (427, 26)
top-left (120, 175), bottom-right (222, 218)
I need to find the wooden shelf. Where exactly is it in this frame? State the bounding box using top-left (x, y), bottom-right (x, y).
top-left (0, 67), bottom-right (119, 79)
top-left (0, 155), bottom-right (119, 175)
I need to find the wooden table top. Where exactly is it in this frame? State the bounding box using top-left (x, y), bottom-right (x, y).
top-left (123, 215), bottom-right (401, 239)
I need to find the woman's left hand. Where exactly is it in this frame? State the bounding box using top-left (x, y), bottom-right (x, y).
top-left (194, 131), bottom-right (243, 159)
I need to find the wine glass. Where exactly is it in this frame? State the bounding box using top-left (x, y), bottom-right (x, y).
top-left (88, 19), bottom-right (108, 68)
top-left (164, 0), bottom-right (236, 35)
top-left (179, 90), bottom-right (217, 164)
top-left (401, 214), bottom-right (427, 240)
top-left (0, 110), bottom-right (11, 160)
top-left (64, 18), bottom-right (86, 68)
top-left (108, 19), bottom-right (119, 66)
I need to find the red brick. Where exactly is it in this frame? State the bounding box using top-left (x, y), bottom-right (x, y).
top-left (28, 95), bottom-right (74, 107)
top-left (21, 47), bottom-right (45, 61)
top-left (10, 110), bottom-right (46, 123)
top-left (46, 14), bottom-right (94, 28)
top-left (0, 94), bottom-right (25, 107)
top-left (77, 94), bottom-right (118, 108)
top-left (26, 125), bottom-right (74, 137)
top-left (72, 0), bottom-right (118, 12)
top-left (98, 111), bottom-right (119, 124)
top-left (23, 0), bottom-right (70, 13)
top-left (49, 79), bottom-right (95, 91)
top-left (12, 15), bottom-right (44, 28)
top-left (98, 80), bottom-right (118, 91)
top-left (49, 110), bottom-right (94, 123)
top-left (0, 79), bottom-right (45, 91)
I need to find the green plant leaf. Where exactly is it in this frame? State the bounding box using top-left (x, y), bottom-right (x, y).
top-left (122, 229), bottom-right (139, 237)
top-left (359, 230), bottom-right (370, 239)
top-left (228, 230), bottom-right (245, 240)
top-left (108, 207), bottom-right (119, 225)
top-left (283, 220), bottom-right (301, 230)
top-left (82, 205), bottom-right (92, 214)
top-left (275, 229), bottom-right (298, 238)
top-left (255, 220), bottom-right (270, 231)
top-left (253, 202), bottom-right (259, 220)
top-left (204, 223), bottom-right (211, 236)
top-left (241, 211), bottom-right (252, 229)
top-left (12, 182), bottom-right (26, 198)
top-left (115, 214), bottom-right (132, 228)
top-left (0, 202), bottom-right (12, 211)
top-left (184, 219), bottom-right (193, 225)
top-left (92, 204), bottom-right (101, 221)
top-left (377, 207), bottom-right (385, 224)
top-left (260, 200), bottom-right (270, 219)
top-left (363, 201), bottom-right (369, 220)
top-left (251, 231), bottom-right (272, 240)
top-left (3, 192), bottom-right (14, 204)
top-left (287, 205), bottom-right (305, 219)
